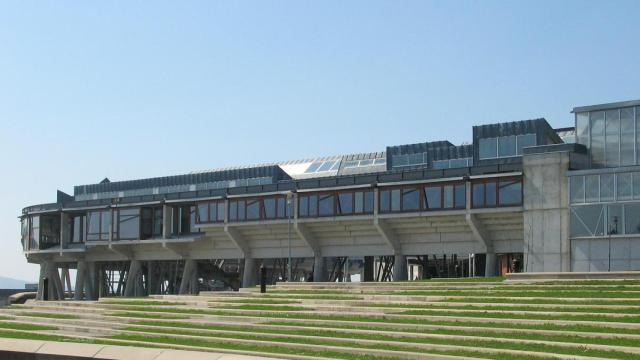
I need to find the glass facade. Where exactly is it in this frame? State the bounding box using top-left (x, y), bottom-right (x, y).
top-left (379, 182), bottom-right (467, 213)
top-left (432, 158), bottom-right (473, 169)
top-left (391, 152), bottom-right (428, 168)
top-left (471, 177), bottom-right (522, 208)
top-left (299, 190), bottom-right (373, 218)
top-left (478, 134), bottom-right (537, 160)
top-left (576, 106), bottom-right (639, 168)
top-left (87, 210), bottom-right (110, 241)
top-left (113, 208), bottom-right (140, 240)
top-left (570, 171), bottom-right (640, 204)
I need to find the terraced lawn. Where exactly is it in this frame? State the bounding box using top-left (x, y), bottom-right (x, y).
top-left (3, 278), bottom-right (640, 360)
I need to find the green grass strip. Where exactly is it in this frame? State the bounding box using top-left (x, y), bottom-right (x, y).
top-left (389, 290), bottom-right (640, 298)
top-left (101, 300), bottom-right (186, 306)
top-left (211, 304), bottom-right (304, 311)
top-left (0, 329), bottom-right (92, 343)
top-left (130, 319), bottom-right (640, 348)
top-left (106, 311), bottom-right (190, 320)
top-left (444, 297), bottom-right (640, 306)
top-left (262, 294), bottom-right (363, 300)
top-left (211, 298), bottom-right (301, 305)
top-left (108, 332), bottom-right (554, 360)
top-left (365, 303), bottom-right (640, 314)
top-left (119, 325), bottom-right (636, 360)
top-left (399, 309), bottom-right (640, 323)
top-left (17, 312), bottom-right (79, 319)
top-left (0, 321), bottom-right (57, 331)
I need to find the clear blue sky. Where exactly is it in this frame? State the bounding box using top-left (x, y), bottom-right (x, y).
top-left (1, 1), bottom-right (638, 282)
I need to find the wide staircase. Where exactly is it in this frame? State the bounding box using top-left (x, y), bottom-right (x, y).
top-left (1, 277), bottom-right (640, 359)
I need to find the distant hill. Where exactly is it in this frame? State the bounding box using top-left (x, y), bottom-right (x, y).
top-left (0, 276), bottom-right (31, 289)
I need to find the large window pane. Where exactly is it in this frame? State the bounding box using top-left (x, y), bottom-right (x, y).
top-left (424, 186), bottom-right (441, 209)
top-left (402, 188), bottom-right (420, 211)
top-left (450, 158), bottom-right (470, 168)
top-left (570, 205), bottom-right (605, 237)
top-left (472, 183), bottom-right (485, 208)
top-left (576, 112), bottom-right (589, 147)
top-left (237, 201), bottom-right (246, 220)
top-left (498, 135), bottom-right (517, 157)
top-left (229, 202), bottom-right (238, 221)
top-left (308, 195), bottom-right (318, 217)
top-left (379, 190), bottom-right (390, 213)
top-left (319, 194), bottom-right (334, 216)
top-left (624, 203), bottom-right (640, 234)
top-left (454, 184), bottom-right (466, 208)
top-left (607, 204), bottom-right (623, 235)
top-left (498, 180), bottom-right (522, 206)
top-left (277, 198), bottom-right (286, 219)
top-left (570, 176), bottom-right (585, 204)
top-left (197, 203), bottom-right (209, 223)
top-left (517, 134), bottom-right (537, 155)
top-left (391, 189), bottom-right (401, 211)
top-left (585, 175), bottom-right (600, 202)
top-left (264, 198), bottom-right (276, 219)
top-left (338, 193), bottom-right (353, 215)
top-left (246, 200), bottom-right (260, 220)
top-left (617, 173), bottom-right (632, 201)
top-left (217, 202), bottom-right (225, 222)
top-left (153, 208), bottom-right (163, 236)
top-left (432, 160), bottom-right (449, 169)
top-left (621, 108), bottom-right (635, 166)
top-left (30, 216), bottom-right (40, 249)
top-left (605, 109), bottom-right (620, 167)
top-left (117, 208), bottom-right (139, 240)
top-left (486, 182), bottom-right (496, 206)
top-left (364, 191), bottom-right (374, 213)
top-left (634, 173), bottom-right (640, 200)
top-left (354, 192), bottom-right (364, 213)
top-left (443, 185), bottom-right (453, 208)
top-left (600, 174), bottom-right (614, 202)
top-left (299, 196), bottom-right (309, 217)
top-left (479, 138), bottom-right (497, 159)
top-left (590, 111), bottom-right (605, 167)
top-left (101, 211), bottom-right (111, 236)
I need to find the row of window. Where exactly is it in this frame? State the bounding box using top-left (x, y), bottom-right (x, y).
top-left (304, 160), bottom-right (341, 174)
top-left (342, 158), bottom-right (386, 169)
top-left (570, 172), bottom-right (640, 204)
top-left (576, 107), bottom-right (640, 168)
top-left (571, 203), bottom-right (640, 237)
top-left (21, 215), bottom-right (60, 251)
top-left (472, 178), bottom-right (523, 208)
top-left (379, 183), bottom-right (465, 212)
top-left (391, 152), bottom-right (428, 168)
top-left (86, 207), bottom-right (164, 241)
top-left (478, 133), bottom-right (537, 160)
top-left (432, 157), bottom-right (473, 170)
top-left (299, 190), bottom-right (375, 217)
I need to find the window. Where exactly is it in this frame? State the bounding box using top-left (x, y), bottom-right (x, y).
top-left (498, 180), bottom-right (521, 206)
top-left (141, 207), bottom-right (162, 240)
top-left (479, 138), bottom-right (498, 159)
top-left (364, 191), bottom-right (374, 213)
top-left (29, 216), bottom-right (40, 249)
top-left (449, 158), bottom-right (473, 168)
top-left (607, 204), bottom-right (623, 235)
top-left (264, 198), bottom-right (276, 219)
top-left (516, 134), bottom-right (537, 154)
top-left (114, 208), bottom-right (140, 240)
top-left (590, 111), bottom-right (605, 167)
top-left (570, 176), bottom-right (585, 203)
top-left (621, 108), bottom-right (635, 166)
top-left (498, 135), bottom-right (517, 157)
top-left (338, 193), bottom-right (353, 215)
top-left (70, 215), bottom-right (85, 243)
top-left (304, 160), bottom-right (341, 173)
top-left (308, 195), bottom-right (318, 216)
top-left (472, 183), bottom-right (484, 207)
top-left (402, 188), bottom-right (420, 211)
top-left (432, 160), bottom-right (449, 170)
top-left (380, 190), bottom-right (390, 212)
top-left (299, 196), bottom-right (309, 217)
top-left (454, 185), bottom-right (466, 208)
top-left (391, 189), bottom-right (401, 211)
top-left (87, 211), bottom-right (110, 241)
top-left (246, 199), bottom-right (260, 220)
top-left (605, 109), bottom-right (620, 167)
top-left (617, 173), bottom-right (632, 201)
top-left (424, 186), bottom-right (441, 209)
top-left (585, 175), bottom-right (600, 202)
top-left (570, 205), bottom-right (605, 237)
top-left (576, 112), bottom-right (589, 147)
top-left (443, 185), bottom-right (453, 208)
top-left (600, 174), bottom-right (614, 202)
top-left (354, 192), bottom-right (363, 213)
top-left (21, 218), bottom-right (28, 250)
top-left (391, 152), bottom-right (427, 168)
top-left (176, 206), bottom-right (197, 234)
top-left (318, 193), bottom-right (334, 216)
top-left (485, 182), bottom-right (496, 206)
top-left (196, 201), bottom-right (224, 223)
top-left (624, 203), bottom-right (640, 234)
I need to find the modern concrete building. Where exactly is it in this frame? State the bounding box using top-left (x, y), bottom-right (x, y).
top-left (19, 99), bottom-right (640, 300)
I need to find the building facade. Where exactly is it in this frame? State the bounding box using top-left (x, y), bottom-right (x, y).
top-left (19, 99), bottom-right (640, 300)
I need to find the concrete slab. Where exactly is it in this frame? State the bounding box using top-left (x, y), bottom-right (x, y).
top-left (37, 341), bottom-right (102, 357)
top-left (94, 345), bottom-right (165, 359)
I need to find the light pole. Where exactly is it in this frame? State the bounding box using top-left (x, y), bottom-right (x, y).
top-left (287, 193), bottom-right (292, 282)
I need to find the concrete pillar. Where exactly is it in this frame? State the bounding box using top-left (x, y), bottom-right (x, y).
top-left (242, 258), bottom-right (258, 288)
top-left (363, 256), bottom-right (374, 282)
top-left (147, 261), bottom-right (158, 295)
top-left (124, 260), bottom-right (142, 297)
top-left (393, 255), bottom-right (408, 282)
top-left (313, 255), bottom-right (326, 282)
top-left (74, 261), bottom-right (86, 300)
top-left (179, 259), bottom-right (197, 294)
top-left (37, 262), bottom-right (64, 301)
top-left (485, 252), bottom-right (497, 277)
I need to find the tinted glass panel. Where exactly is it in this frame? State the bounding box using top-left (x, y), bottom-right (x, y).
top-left (576, 112), bottom-right (589, 147)
top-left (391, 189), bottom-right (401, 211)
top-left (237, 201), bottom-right (246, 220)
top-left (277, 198), bottom-right (286, 218)
top-left (118, 209), bottom-right (139, 240)
top-left (571, 205), bottom-right (605, 237)
top-left (607, 204), bottom-right (622, 234)
top-left (217, 202), bottom-right (225, 221)
top-left (516, 134), bottom-right (536, 154)
top-left (308, 195), bottom-right (318, 216)
top-left (246, 200), bottom-right (260, 220)
top-left (299, 196), bottom-right (309, 217)
top-left (380, 190), bottom-right (390, 212)
top-left (479, 138), bottom-right (497, 159)
top-left (424, 186), bottom-right (441, 209)
top-left (402, 188), bottom-right (420, 211)
top-left (498, 180), bottom-right (522, 206)
top-left (432, 160), bottom-right (449, 169)
top-left (264, 198), bottom-right (276, 219)
top-left (338, 193), bottom-right (353, 215)
top-left (570, 176), bottom-right (585, 204)
top-left (485, 182), bottom-right (496, 206)
top-left (498, 135), bottom-right (517, 157)
top-left (229, 202), bottom-right (238, 221)
top-left (624, 203), bottom-right (640, 234)
top-left (443, 185), bottom-right (453, 208)
top-left (621, 108), bottom-right (635, 166)
top-left (605, 110), bottom-right (620, 167)
top-left (354, 192), bottom-right (364, 213)
top-left (590, 111), bottom-right (605, 167)
top-left (472, 183), bottom-right (484, 207)
top-left (318, 194), bottom-right (334, 216)
top-left (600, 174), bottom-right (614, 202)
top-left (197, 203), bottom-right (208, 223)
top-left (617, 173), bottom-right (632, 201)
top-left (363, 191), bottom-right (374, 213)
top-left (585, 175), bottom-right (600, 202)
top-left (454, 185), bottom-right (466, 208)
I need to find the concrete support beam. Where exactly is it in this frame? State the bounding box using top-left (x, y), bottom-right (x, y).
top-left (313, 255), bottom-right (325, 282)
top-left (162, 242), bottom-right (186, 259)
top-left (124, 260), bottom-right (144, 297)
top-left (74, 261), bottom-right (98, 300)
top-left (242, 258), bottom-right (258, 288)
top-left (393, 254), bottom-right (408, 282)
top-left (179, 259), bottom-right (198, 295)
top-left (224, 226), bottom-right (250, 257)
top-left (465, 213), bottom-right (491, 252)
top-left (373, 218), bottom-right (400, 255)
top-left (74, 261), bottom-right (86, 300)
top-left (294, 222), bottom-right (319, 255)
top-left (36, 261), bottom-right (64, 301)
top-left (108, 244), bottom-right (133, 260)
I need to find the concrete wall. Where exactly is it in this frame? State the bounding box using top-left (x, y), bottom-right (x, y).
top-left (523, 151), bottom-right (571, 272)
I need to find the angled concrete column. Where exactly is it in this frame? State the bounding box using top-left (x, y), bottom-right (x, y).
top-left (74, 261), bottom-right (87, 300)
top-left (86, 262), bottom-right (98, 300)
top-left (37, 262), bottom-right (64, 300)
top-left (124, 260), bottom-right (142, 297)
top-left (393, 255), bottom-right (408, 282)
top-left (179, 259), bottom-right (197, 295)
top-left (313, 255), bottom-right (326, 282)
top-left (147, 261), bottom-right (158, 295)
top-left (485, 252), bottom-right (497, 277)
top-left (242, 258), bottom-right (258, 288)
